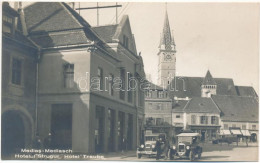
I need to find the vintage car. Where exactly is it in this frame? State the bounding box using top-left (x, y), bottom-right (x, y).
top-left (168, 132), bottom-right (203, 161)
top-left (136, 133), bottom-right (166, 159)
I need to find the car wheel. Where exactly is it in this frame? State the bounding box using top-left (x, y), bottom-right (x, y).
top-left (137, 154), bottom-right (142, 159)
top-left (189, 151), bottom-right (194, 161)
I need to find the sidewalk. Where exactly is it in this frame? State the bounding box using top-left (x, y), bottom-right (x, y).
top-left (102, 150), bottom-right (136, 159)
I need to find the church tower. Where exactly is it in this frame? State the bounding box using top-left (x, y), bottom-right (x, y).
top-left (157, 11), bottom-right (176, 88)
top-left (201, 70), bottom-right (217, 97)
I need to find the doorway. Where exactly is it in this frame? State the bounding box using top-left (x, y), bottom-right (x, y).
top-left (95, 106), bottom-right (105, 153)
top-left (2, 110), bottom-right (25, 156)
top-left (51, 104), bottom-right (72, 149)
top-left (201, 130), bottom-right (206, 142)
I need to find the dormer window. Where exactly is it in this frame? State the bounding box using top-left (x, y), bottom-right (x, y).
top-left (123, 35), bottom-right (129, 49)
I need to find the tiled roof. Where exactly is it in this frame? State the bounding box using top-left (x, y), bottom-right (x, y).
top-left (22, 2), bottom-right (116, 51)
top-left (183, 97), bottom-right (220, 113)
top-left (29, 29), bottom-right (91, 48)
top-left (3, 31), bottom-right (37, 49)
top-left (202, 70), bottom-right (217, 85)
top-left (92, 25), bottom-right (118, 43)
top-left (24, 2), bottom-right (83, 33)
top-left (159, 11), bottom-right (175, 50)
top-left (172, 100), bottom-right (189, 113)
top-left (235, 86), bottom-right (258, 98)
top-left (212, 95), bottom-right (259, 122)
top-left (168, 76), bottom-right (237, 98)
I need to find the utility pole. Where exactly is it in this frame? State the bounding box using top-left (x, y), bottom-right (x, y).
top-left (76, 2), bottom-right (122, 26)
top-left (97, 2), bottom-right (99, 26)
top-left (116, 2), bottom-right (118, 24)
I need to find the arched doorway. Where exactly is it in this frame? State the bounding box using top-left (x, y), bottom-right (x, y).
top-left (2, 110), bottom-right (25, 156)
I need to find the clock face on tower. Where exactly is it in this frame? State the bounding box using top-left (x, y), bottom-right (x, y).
top-left (164, 53), bottom-right (172, 61)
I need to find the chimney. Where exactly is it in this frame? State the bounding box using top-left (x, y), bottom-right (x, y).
top-left (14, 2), bottom-right (18, 10)
top-left (18, 2), bottom-right (28, 36)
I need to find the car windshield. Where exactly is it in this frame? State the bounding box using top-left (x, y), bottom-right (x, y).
top-left (178, 136), bottom-right (193, 144)
top-left (145, 136), bottom-right (158, 141)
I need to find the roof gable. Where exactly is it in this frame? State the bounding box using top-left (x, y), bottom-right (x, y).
top-left (113, 15), bottom-right (138, 55)
top-left (92, 25), bottom-right (118, 43)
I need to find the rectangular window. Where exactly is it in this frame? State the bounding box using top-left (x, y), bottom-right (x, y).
top-left (211, 116), bottom-right (218, 125)
top-left (156, 118), bottom-right (164, 126)
top-left (176, 115), bottom-right (180, 118)
top-left (224, 124), bottom-right (228, 130)
top-left (3, 15), bottom-right (13, 24)
top-left (242, 125), bottom-right (246, 130)
top-left (149, 103), bottom-right (152, 109)
top-left (3, 14), bottom-right (13, 34)
top-left (200, 116), bottom-right (208, 124)
top-left (127, 73), bottom-right (133, 103)
top-left (108, 74), bottom-right (114, 96)
top-left (97, 67), bottom-right (103, 90)
top-left (11, 58), bottom-right (22, 85)
top-left (123, 35), bottom-right (129, 49)
top-left (145, 91), bottom-right (152, 98)
top-left (252, 125), bottom-right (256, 130)
top-left (157, 103), bottom-right (162, 110)
top-left (191, 115), bottom-right (196, 124)
top-left (119, 68), bottom-right (125, 100)
top-left (146, 117), bottom-right (155, 126)
top-left (158, 91), bottom-right (164, 98)
top-left (64, 64), bottom-right (74, 88)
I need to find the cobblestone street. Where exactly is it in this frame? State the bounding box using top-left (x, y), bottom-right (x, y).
top-left (101, 142), bottom-right (258, 161)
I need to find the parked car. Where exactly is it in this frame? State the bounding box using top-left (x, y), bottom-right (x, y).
top-left (136, 133), bottom-right (166, 158)
top-left (168, 132), bottom-right (203, 161)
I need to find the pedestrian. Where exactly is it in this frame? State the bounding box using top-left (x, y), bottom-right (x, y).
top-left (121, 137), bottom-right (126, 154)
top-left (155, 138), bottom-right (162, 160)
top-left (163, 138), bottom-right (170, 160)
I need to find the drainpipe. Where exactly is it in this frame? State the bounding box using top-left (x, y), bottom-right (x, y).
top-left (35, 49), bottom-right (41, 136)
top-left (27, 40), bottom-right (42, 137)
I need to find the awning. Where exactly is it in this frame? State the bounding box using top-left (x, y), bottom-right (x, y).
top-left (230, 129), bottom-right (242, 135)
top-left (249, 131), bottom-right (258, 134)
top-left (241, 130), bottom-right (251, 136)
top-left (219, 130), bottom-right (231, 135)
top-left (177, 133), bottom-right (200, 137)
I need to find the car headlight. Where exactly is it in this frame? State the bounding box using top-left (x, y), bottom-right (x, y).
top-left (152, 145), bottom-right (155, 148)
top-left (186, 146), bottom-right (190, 150)
top-left (141, 144), bottom-right (144, 148)
top-left (172, 146), bottom-right (176, 149)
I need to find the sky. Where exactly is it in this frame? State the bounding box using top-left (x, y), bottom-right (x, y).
top-left (11, 2), bottom-right (260, 93)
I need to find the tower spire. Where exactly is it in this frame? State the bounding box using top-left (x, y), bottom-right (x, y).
top-left (159, 8), bottom-right (176, 51)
